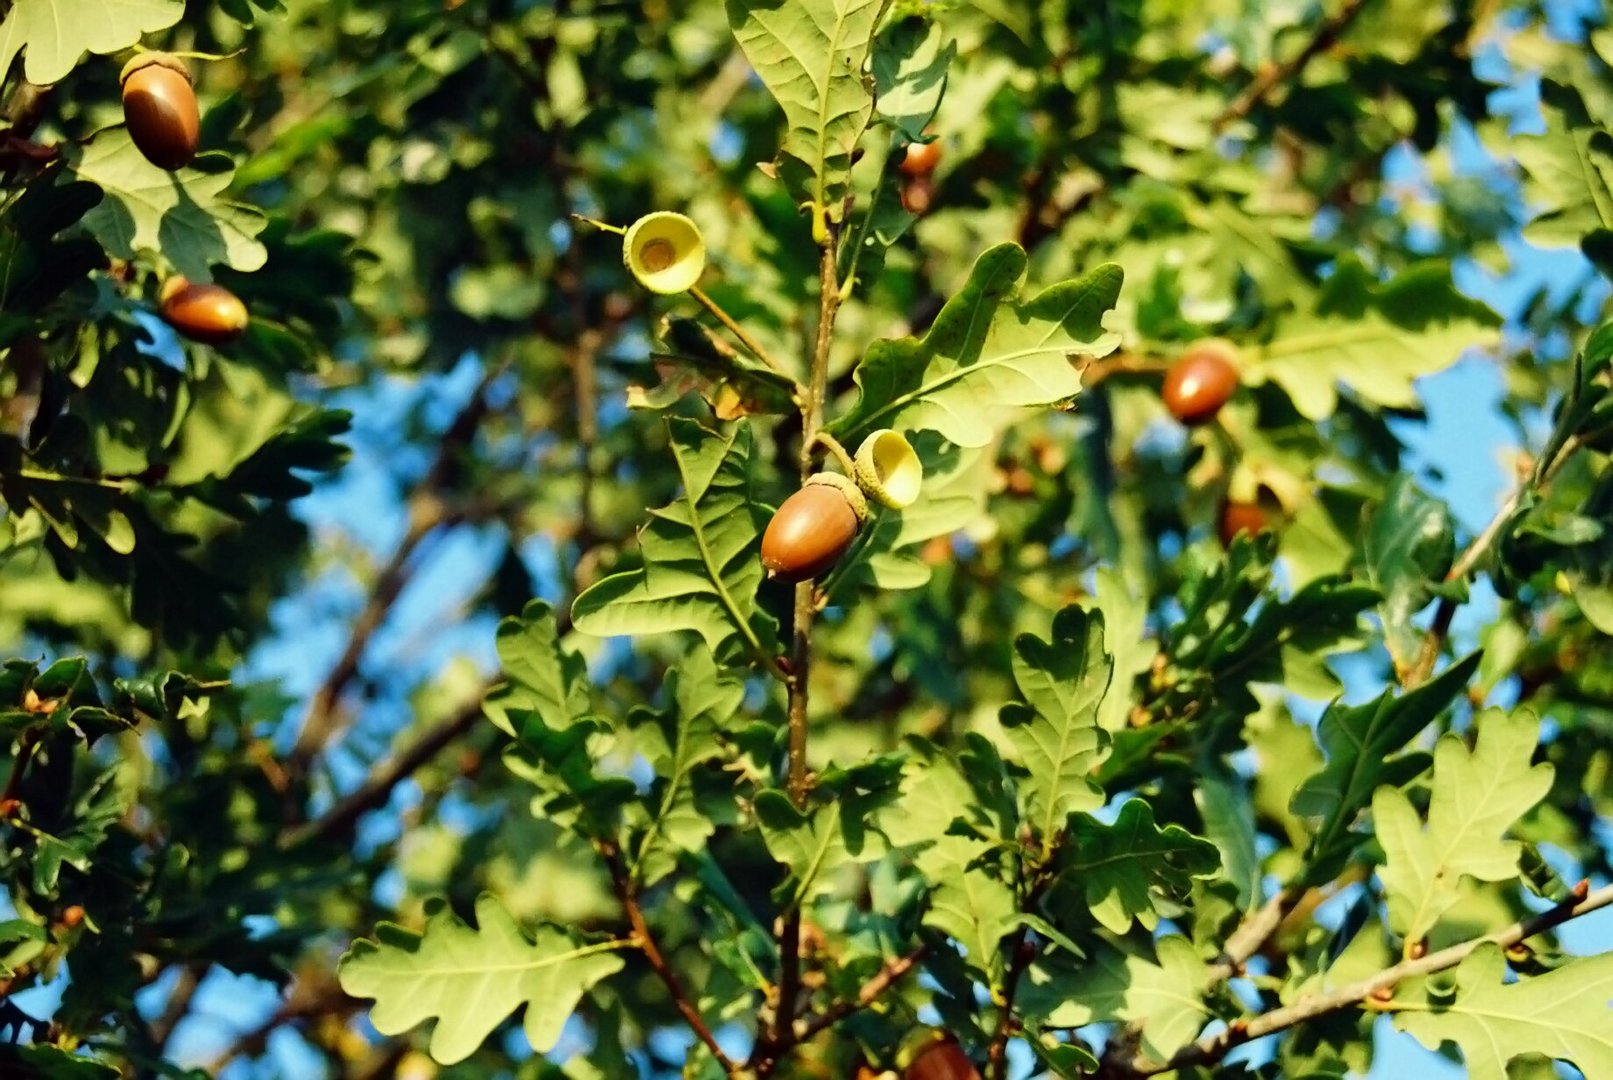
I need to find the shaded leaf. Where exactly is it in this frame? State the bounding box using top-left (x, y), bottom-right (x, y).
top-left (68, 131), bottom-right (268, 280)
top-left (483, 600), bottom-right (591, 738)
top-left (999, 604), bottom-right (1113, 845)
top-left (572, 418), bottom-right (779, 663)
top-left (1051, 798), bottom-right (1220, 934)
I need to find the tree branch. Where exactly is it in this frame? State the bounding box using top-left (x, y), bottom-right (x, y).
top-left (1214, 0), bottom-right (1376, 132)
top-left (600, 840), bottom-right (737, 1074)
top-left (284, 363), bottom-right (505, 793)
top-left (762, 230), bottom-right (844, 1071)
top-left (278, 683), bottom-right (495, 849)
top-left (1111, 880), bottom-right (1613, 1077)
top-left (1206, 884), bottom-right (1305, 984)
top-left (793, 945), bottom-right (927, 1043)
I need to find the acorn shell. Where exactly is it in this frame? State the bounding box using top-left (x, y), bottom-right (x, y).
top-left (160, 279), bottom-right (249, 346)
top-left (905, 1040), bottom-right (981, 1080)
top-left (760, 474), bottom-right (866, 583)
top-left (121, 53), bottom-right (199, 171)
top-left (1162, 341), bottom-right (1240, 426)
top-left (1218, 499), bottom-right (1271, 547)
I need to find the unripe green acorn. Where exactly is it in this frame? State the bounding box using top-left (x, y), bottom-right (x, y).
top-left (160, 278), bottom-right (249, 345)
top-left (760, 473), bottom-right (867, 583)
top-left (1162, 339), bottom-right (1240, 426)
top-left (120, 53), bottom-right (200, 171)
top-left (904, 1039), bottom-right (981, 1080)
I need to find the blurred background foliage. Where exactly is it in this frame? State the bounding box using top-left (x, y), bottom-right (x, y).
top-left (1, 0), bottom-right (1612, 1076)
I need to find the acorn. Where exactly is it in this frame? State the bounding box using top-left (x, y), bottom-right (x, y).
top-left (760, 473), bottom-right (867, 583)
top-left (120, 53), bottom-right (200, 171)
top-left (1218, 499), bottom-right (1272, 547)
top-left (1162, 339), bottom-right (1240, 426)
top-left (905, 1039), bottom-right (981, 1080)
top-left (901, 176), bottom-right (935, 215)
top-left (898, 137), bottom-right (943, 178)
top-left (160, 278), bottom-right (249, 346)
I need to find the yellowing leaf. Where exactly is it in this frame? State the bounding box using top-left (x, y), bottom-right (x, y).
top-left (0, 0), bottom-right (182, 86)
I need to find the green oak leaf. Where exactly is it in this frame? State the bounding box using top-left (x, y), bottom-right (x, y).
top-left (67, 130), bottom-right (268, 280)
top-left (1290, 652), bottom-right (1480, 881)
top-left (1051, 798), bottom-right (1220, 934)
top-left (630, 647), bottom-right (743, 887)
top-left (1395, 944), bottom-right (1613, 1080)
top-left (571, 418), bottom-right (778, 664)
top-left (999, 604), bottom-right (1113, 846)
top-left (871, 15), bottom-right (953, 142)
top-left (879, 753), bottom-right (1016, 981)
top-left (725, 0), bottom-right (884, 222)
top-left (1247, 261), bottom-right (1501, 421)
top-left (338, 894), bottom-right (625, 1065)
top-left (828, 246), bottom-right (1123, 447)
top-left (1364, 474), bottom-right (1455, 668)
top-left (1374, 709), bottom-right (1554, 944)
top-left (0, 0), bottom-right (183, 86)
top-left (1019, 935), bottom-right (1211, 1063)
top-left (483, 600), bottom-right (592, 738)
top-left (755, 790), bottom-right (875, 906)
top-left (1515, 105), bottom-right (1613, 270)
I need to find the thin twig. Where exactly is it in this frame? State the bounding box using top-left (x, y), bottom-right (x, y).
top-left (690, 285), bottom-right (797, 383)
top-left (1215, 0), bottom-right (1377, 131)
top-left (1405, 433), bottom-right (1582, 686)
top-left (987, 929), bottom-right (1033, 1078)
top-left (1206, 885), bottom-right (1304, 983)
top-left (278, 684), bottom-right (495, 849)
top-left (793, 945), bottom-right (928, 1043)
top-left (600, 841), bottom-right (737, 1074)
top-left (149, 963), bottom-right (204, 1054)
top-left (284, 363), bottom-right (505, 790)
top-left (1111, 880), bottom-right (1613, 1077)
top-left (775, 235), bottom-right (843, 1062)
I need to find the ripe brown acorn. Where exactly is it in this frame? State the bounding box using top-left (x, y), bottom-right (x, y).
top-left (121, 54), bottom-right (200, 171)
top-left (905, 1040), bottom-right (981, 1080)
top-left (901, 176), bottom-right (935, 215)
top-left (760, 474), bottom-right (866, 583)
top-left (1162, 340), bottom-right (1240, 426)
top-left (898, 138), bottom-right (943, 178)
top-left (160, 278), bottom-right (249, 346)
top-left (1219, 499), bottom-right (1272, 547)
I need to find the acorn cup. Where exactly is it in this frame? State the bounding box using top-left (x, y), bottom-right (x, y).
top-left (853, 429), bottom-right (923, 510)
top-left (622, 211), bottom-right (706, 294)
top-left (760, 473), bottom-right (868, 583)
top-left (121, 53), bottom-right (200, 171)
top-left (159, 278), bottom-right (249, 346)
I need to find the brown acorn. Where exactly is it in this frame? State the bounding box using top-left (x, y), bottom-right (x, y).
top-left (1162, 340), bottom-right (1240, 426)
top-left (898, 138), bottom-right (943, 178)
top-left (160, 278), bottom-right (249, 346)
top-left (901, 176), bottom-right (935, 215)
top-left (905, 1039), bottom-right (981, 1080)
top-left (760, 473), bottom-right (867, 583)
top-left (120, 53), bottom-right (200, 171)
top-left (1218, 499), bottom-right (1272, 547)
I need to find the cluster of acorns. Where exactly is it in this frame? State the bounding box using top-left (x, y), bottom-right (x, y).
top-left (119, 51), bottom-right (249, 348)
top-left (897, 135), bottom-right (942, 215)
top-left (760, 429), bottom-right (923, 583)
top-left (1158, 339), bottom-right (1279, 544)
